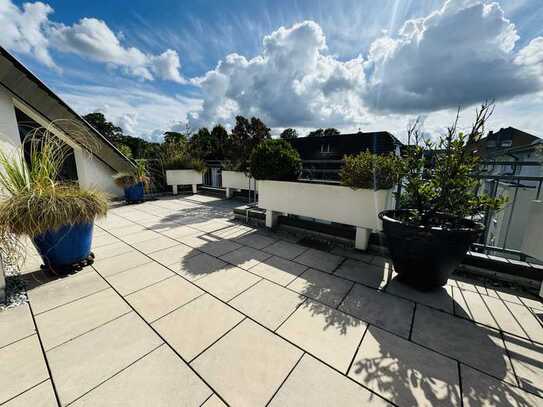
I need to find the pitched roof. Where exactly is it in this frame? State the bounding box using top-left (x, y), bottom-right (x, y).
top-left (0, 46), bottom-right (133, 173)
top-left (288, 131), bottom-right (401, 160)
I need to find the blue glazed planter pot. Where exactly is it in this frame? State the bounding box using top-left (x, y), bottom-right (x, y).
top-left (124, 182), bottom-right (144, 203)
top-left (33, 223), bottom-right (94, 268)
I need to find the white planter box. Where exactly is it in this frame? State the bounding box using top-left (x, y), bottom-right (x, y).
top-left (166, 170), bottom-right (202, 194)
top-left (521, 201), bottom-right (543, 298)
top-left (222, 171), bottom-right (257, 198)
top-left (258, 180), bottom-right (392, 250)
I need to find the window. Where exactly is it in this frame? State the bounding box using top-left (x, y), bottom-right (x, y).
top-left (501, 140), bottom-right (512, 147)
top-left (320, 144), bottom-right (331, 153)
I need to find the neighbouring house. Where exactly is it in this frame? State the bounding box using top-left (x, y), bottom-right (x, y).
top-left (288, 131), bottom-right (402, 181)
top-left (0, 46), bottom-right (133, 197)
top-left (471, 128), bottom-right (543, 253)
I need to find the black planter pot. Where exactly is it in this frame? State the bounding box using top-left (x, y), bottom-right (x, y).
top-left (379, 209), bottom-right (484, 290)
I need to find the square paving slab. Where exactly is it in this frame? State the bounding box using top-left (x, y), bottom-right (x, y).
top-left (293, 248), bottom-right (344, 273)
top-left (0, 303), bottom-right (35, 348)
top-left (0, 335), bottom-right (49, 404)
top-left (219, 246), bottom-right (272, 270)
top-left (2, 380), bottom-right (57, 407)
top-left (339, 283), bottom-right (415, 338)
top-left (335, 259), bottom-right (391, 289)
top-left (461, 364), bottom-right (542, 407)
top-left (229, 280), bottom-right (305, 330)
top-left (412, 305), bottom-right (517, 385)
top-left (250, 256), bottom-right (307, 286)
top-left (504, 334), bottom-right (543, 396)
top-left (264, 240), bottom-right (308, 260)
top-left (106, 262), bottom-right (174, 296)
top-left (288, 268), bottom-right (354, 308)
top-left (152, 294), bottom-right (244, 361)
top-left (92, 251), bottom-right (152, 277)
top-left (349, 326), bottom-right (461, 407)
top-left (46, 312), bottom-right (162, 405)
top-left (278, 300), bottom-right (367, 372)
top-left (269, 354), bottom-right (391, 407)
top-left (174, 253), bottom-right (229, 281)
top-left (192, 319), bottom-right (303, 406)
top-left (125, 276), bottom-right (203, 322)
top-left (70, 346), bottom-right (211, 407)
top-left (195, 266), bottom-right (261, 302)
top-left (35, 288), bottom-right (131, 351)
top-left (28, 270), bottom-right (109, 315)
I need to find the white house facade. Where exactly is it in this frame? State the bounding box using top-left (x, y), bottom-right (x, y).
top-left (0, 46), bottom-right (133, 197)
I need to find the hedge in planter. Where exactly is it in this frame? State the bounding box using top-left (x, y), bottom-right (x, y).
top-left (340, 151), bottom-right (403, 190)
top-left (249, 139), bottom-right (301, 181)
top-left (379, 102), bottom-right (505, 290)
top-left (0, 132), bottom-right (108, 272)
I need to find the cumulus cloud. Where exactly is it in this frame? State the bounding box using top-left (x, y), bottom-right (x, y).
top-left (363, 0), bottom-right (542, 113)
top-left (188, 21), bottom-right (369, 129)
top-left (188, 0), bottom-right (543, 129)
top-left (0, 0), bottom-right (184, 82)
top-left (0, 0), bottom-right (56, 68)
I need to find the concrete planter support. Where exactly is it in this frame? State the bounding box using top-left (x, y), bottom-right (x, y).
top-left (258, 180), bottom-right (392, 250)
top-left (222, 171), bottom-right (257, 198)
top-left (166, 170), bottom-right (202, 194)
top-left (521, 200), bottom-right (543, 297)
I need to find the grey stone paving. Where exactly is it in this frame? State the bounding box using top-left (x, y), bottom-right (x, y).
top-left (1, 194), bottom-right (543, 406)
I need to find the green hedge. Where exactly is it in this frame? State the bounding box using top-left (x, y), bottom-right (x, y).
top-left (340, 151), bottom-right (402, 190)
top-left (249, 139), bottom-right (301, 181)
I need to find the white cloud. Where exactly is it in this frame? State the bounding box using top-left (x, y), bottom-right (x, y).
top-left (0, 0), bottom-right (56, 68)
top-left (363, 0), bottom-right (542, 113)
top-left (0, 0), bottom-right (184, 82)
top-left (188, 21), bottom-right (369, 129)
top-left (188, 0), bottom-right (543, 131)
top-left (58, 84), bottom-right (201, 141)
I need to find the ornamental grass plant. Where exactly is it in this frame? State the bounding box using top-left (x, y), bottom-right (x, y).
top-left (113, 159), bottom-right (150, 188)
top-left (0, 127), bottom-right (108, 241)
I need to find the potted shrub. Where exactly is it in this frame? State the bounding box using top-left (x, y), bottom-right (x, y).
top-left (0, 133), bottom-right (108, 273)
top-left (163, 155), bottom-right (206, 194)
top-left (113, 160), bottom-right (149, 203)
top-left (252, 140), bottom-right (401, 250)
top-left (379, 102), bottom-right (505, 290)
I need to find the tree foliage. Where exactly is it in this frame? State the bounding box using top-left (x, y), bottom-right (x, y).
top-left (227, 116), bottom-right (271, 170)
top-left (400, 102), bottom-right (506, 226)
top-left (340, 151), bottom-right (403, 190)
top-left (280, 128), bottom-right (298, 140)
top-left (307, 128), bottom-right (339, 137)
top-left (249, 139), bottom-right (301, 181)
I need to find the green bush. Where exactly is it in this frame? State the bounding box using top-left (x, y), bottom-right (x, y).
top-left (249, 139), bottom-right (301, 181)
top-left (340, 151), bottom-right (403, 190)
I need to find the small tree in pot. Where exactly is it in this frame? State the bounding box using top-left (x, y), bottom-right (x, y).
top-left (379, 102), bottom-right (505, 290)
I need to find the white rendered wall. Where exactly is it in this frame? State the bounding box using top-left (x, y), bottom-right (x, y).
top-left (0, 88), bottom-right (21, 156)
top-left (74, 149), bottom-right (124, 197)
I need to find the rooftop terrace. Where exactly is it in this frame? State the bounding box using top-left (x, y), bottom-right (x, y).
top-left (1, 194), bottom-right (543, 406)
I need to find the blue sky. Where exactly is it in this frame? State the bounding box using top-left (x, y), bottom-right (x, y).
top-left (2, 0), bottom-right (543, 141)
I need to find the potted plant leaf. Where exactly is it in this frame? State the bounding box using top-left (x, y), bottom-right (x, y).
top-left (0, 132), bottom-right (108, 273)
top-left (379, 102), bottom-right (505, 290)
top-left (113, 160), bottom-right (149, 203)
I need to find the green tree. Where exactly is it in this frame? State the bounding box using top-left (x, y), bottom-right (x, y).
top-left (163, 131), bottom-right (187, 144)
top-left (280, 128), bottom-right (298, 140)
top-left (228, 116), bottom-right (271, 169)
top-left (210, 124), bottom-right (229, 158)
top-left (307, 128), bottom-right (324, 137)
top-left (324, 128), bottom-right (340, 137)
top-left (116, 143), bottom-right (133, 158)
top-left (83, 112), bottom-right (123, 143)
top-left (189, 127), bottom-right (213, 159)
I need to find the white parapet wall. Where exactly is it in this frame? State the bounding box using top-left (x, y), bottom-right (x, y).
top-left (166, 169), bottom-right (203, 194)
top-left (74, 149), bottom-right (124, 198)
top-left (222, 171), bottom-right (257, 198)
top-left (258, 180), bottom-right (392, 250)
